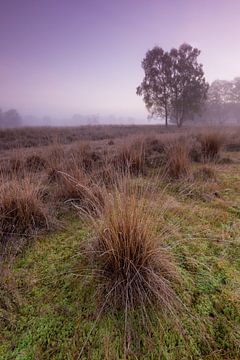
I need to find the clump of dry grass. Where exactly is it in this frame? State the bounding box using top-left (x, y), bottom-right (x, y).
top-left (83, 180), bottom-right (180, 311)
top-left (164, 140), bottom-right (190, 179)
top-left (112, 138), bottom-right (146, 175)
top-left (198, 131), bottom-right (224, 161)
top-left (0, 175), bottom-right (53, 240)
top-left (68, 142), bottom-right (101, 172)
top-left (50, 155), bottom-right (102, 211)
top-left (25, 153), bottom-right (46, 171)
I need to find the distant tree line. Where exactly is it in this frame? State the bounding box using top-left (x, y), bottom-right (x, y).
top-left (199, 78), bottom-right (240, 124)
top-left (0, 109), bottom-right (22, 128)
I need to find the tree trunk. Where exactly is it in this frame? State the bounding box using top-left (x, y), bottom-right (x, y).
top-left (165, 110), bottom-right (168, 126)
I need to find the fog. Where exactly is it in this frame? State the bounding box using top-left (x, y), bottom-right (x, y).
top-left (1, 1), bottom-right (240, 128)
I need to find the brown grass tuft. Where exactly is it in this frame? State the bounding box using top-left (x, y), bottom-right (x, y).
top-left (164, 140), bottom-right (190, 179)
top-left (112, 138), bottom-right (146, 175)
top-left (198, 131), bottom-right (224, 161)
top-left (83, 181), bottom-right (180, 311)
top-left (0, 175), bottom-right (53, 240)
top-left (25, 153), bottom-right (46, 171)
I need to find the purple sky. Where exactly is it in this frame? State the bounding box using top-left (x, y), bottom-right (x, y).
top-left (1, 0), bottom-right (240, 118)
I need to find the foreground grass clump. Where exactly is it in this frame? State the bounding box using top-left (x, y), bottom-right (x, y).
top-left (83, 182), bottom-right (180, 311)
top-left (0, 175), bottom-right (53, 240)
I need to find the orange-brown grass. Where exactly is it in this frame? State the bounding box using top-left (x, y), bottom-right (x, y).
top-left (67, 141), bottom-right (101, 172)
top-left (82, 180), bottom-right (180, 311)
top-left (198, 131), bottom-right (224, 161)
top-left (25, 153), bottom-right (46, 172)
top-left (112, 137), bottom-right (147, 175)
top-left (0, 174), bottom-right (53, 240)
top-left (48, 152), bottom-right (103, 212)
top-left (164, 140), bottom-right (190, 179)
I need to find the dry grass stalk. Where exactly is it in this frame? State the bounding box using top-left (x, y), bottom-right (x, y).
top-left (164, 140), bottom-right (190, 179)
top-left (0, 174), bottom-right (53, 239)
top-left (82, 179), bottom-right (180, 311)
top-left (198, 131), bottom-right (224, 161)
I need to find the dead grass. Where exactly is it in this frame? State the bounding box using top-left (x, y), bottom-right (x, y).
top-left (111, 138), bottom-right (147, 175)
top-left (0, 174), bottom-right (54, 240)
top-left (82, 180), bottom-right (180, 311)
top-left (198, 131), bottom-right (224, 161)
top-left (164, 140), bottom-right (190, 179)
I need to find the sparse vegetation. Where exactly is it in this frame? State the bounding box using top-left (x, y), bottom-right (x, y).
top-left (0, 124), bottom-right (239, 359)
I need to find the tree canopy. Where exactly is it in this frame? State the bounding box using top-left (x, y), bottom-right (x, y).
top-left (0, 109), bottom-right (22, 128)
top-left (137, 43), bottom-right (209, 126)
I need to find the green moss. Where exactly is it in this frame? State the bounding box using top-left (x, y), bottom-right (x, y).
top-left (1, 155), bottom-right (240, 359)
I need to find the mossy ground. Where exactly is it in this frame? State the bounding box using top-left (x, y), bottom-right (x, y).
top-left (0, 152), bottom-right (240, 359)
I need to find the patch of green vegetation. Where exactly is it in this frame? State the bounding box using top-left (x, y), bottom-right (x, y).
top-left (1, 155), bottom-right (240, 359)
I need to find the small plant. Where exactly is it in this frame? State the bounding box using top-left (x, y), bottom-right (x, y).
top-left (25, 153), bottom-right (46, 171)
top-left (0, 175), bottom-right (53, 240)
top-left (164, 140), bottom-right (190, 179)
top-left (198, 131), bottom-right (224, 161)
top-left (83, 180), bottom-right (180, 311)
top-left (112, 138), bottom-right (146, 175)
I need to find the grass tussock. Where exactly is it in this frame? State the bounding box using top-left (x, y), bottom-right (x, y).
top-left (0, 175), bottom-right (53, 240)
top-left (25, 153), bottom-right (46, 172)
top-left (164, 140), bottom-right (190, 179)
top-left (112, 138), bottom-right (147, 175)
top-left (198, 131), bottom-right (224, 161)
top-left (83, 181), bottom-right (180, 311)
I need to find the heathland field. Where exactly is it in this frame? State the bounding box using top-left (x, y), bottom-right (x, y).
top-left (0, 125), bottom-right (240, 359)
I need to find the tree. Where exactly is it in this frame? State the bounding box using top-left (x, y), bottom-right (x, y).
top-left (204, 78), bottom-right (240, 124)
top-left (136, 47), bottom-right (172, 126)
top-left (0, 109), bottom-right (22, 128)
top-left (137, 43), bottom-right (209, 127)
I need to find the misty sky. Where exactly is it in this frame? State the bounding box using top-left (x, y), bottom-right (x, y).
top-left (1, 0), bottom-right (240, 118)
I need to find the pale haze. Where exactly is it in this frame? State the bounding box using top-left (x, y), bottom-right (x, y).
top-left (1, 0), bottom-right (240, 119)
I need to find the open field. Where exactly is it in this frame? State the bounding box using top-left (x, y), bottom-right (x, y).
top-left (0, 125), bottom-right (240, 359)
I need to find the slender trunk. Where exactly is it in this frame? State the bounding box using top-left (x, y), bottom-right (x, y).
top-left (165, 108), bottom-right (168, 127)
